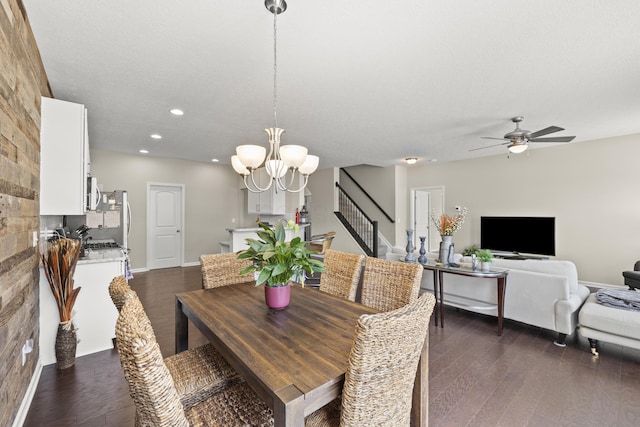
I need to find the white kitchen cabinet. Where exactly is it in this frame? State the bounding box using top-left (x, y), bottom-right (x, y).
top-left (246, 169), bottom-right (286, 215)
top-left (39, 259), bottom-right (124, 365)
top-left (40, 97), bottom-right (90, 215)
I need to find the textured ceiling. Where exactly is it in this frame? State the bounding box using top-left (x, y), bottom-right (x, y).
top-left (23, 0), bottom-right (640, 168)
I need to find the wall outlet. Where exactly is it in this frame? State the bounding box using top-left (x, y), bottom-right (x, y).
top-left (22, 339), bottom-right (34, 366)
top-left (32, 231), bottom-right (38, 247)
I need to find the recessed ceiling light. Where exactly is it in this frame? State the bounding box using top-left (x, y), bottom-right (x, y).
top-left (150, 134), bottom-right (162, 140)
top-left (170, 109), bottom-right (184, 116)
top-left (211, 158), bottom-right (219, 163)
top-left (405, 157), bottom-right (418, 165)
top-left (139, 149), bottom-right (149, 154)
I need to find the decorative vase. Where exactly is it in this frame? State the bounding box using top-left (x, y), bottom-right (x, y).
top-left (265, 283), bottom-right (291, 310)
top-left (55, 321), bottom-right (77, 370)
top-left (405, 229), bottom-right (416, 262)
top-left (481, 261), bottom-right (491, 272)
top-left (418, 236), bottom-right (427, 264)
top-left (438, 235), bottom-right (454, 266)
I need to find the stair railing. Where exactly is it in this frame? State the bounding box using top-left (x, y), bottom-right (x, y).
top-left (335, 182), bottom-right (378, 256)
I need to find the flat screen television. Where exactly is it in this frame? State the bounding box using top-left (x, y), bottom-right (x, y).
top-left (480, 216), bottom-right (555, 256)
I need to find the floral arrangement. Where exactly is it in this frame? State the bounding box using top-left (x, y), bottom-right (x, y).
top-left (238, 220), bottom-right (325, 287)
top-left (41, 238), bottom-right (82, 322)
top-left (431, 207), bottom-right (468, 236)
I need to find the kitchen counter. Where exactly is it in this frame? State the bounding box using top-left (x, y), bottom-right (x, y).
top-left (39, 258), bottom-right (125, 365)
top-left (225, 223), bottom-right (309, 233)
top-left (225, 224), bottom-right (309, 252)
top-left (78, 250), bottom-right (126, 264)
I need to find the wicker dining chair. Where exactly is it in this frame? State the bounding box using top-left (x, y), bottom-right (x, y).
top-left (200, 253), bottom-right (254, 289)
top-left (109, 277), bottom-right (239, 411)
top-left (116, 297), bottom-right (273, 427)
top-left (360, 257), bottom-right (423, 312)
top-left (108, 275), bottom-right (135, 312)
top-left (319, 250), bottom-right (364, 301)
top-left (305, 292), bottom-right (436, 426)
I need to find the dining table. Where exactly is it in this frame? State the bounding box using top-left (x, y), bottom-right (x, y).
top-left (175, 282), bottom-right (430, 426)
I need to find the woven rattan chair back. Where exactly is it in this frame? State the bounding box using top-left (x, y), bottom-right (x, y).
top-left (360, 257), bottom-right (423, 312)
top-left (339, 292), bottom-right (436, 426)
top-left (116, 297), bottom-right (189, 426)
top-left (108, 275), bottom-right (134, 312)
top-left (319, 250), bottom-right (364, 301)
top-left (200, 253), bottom-right (254, 289)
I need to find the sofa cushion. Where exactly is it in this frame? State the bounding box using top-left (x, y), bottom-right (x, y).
top-left (579, 293), bottom-right (640, 341)
top-left (490, 259), bottom-right (579, 293)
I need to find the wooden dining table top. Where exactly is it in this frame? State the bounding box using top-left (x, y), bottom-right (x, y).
top-left (175, 282), bottom-right (379, 423)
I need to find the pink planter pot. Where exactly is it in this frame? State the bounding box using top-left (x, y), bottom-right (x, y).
top-left (264, 284), bottom-right (291, 310)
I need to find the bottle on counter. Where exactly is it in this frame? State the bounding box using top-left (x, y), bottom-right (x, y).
top-left (300, 205), bottom-right (308, 223)
top-left (295, 208), bottom-right (300, 224)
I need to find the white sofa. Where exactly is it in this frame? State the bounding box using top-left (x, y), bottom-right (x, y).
top-left (387, 251), bottom-right (590, 344)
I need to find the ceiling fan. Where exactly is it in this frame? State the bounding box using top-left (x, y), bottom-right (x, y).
top-left (471, 116), bottom-right (576, 154)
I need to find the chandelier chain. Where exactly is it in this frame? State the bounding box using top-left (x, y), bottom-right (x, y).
top-left (273, 5), bottom-right (278, 128)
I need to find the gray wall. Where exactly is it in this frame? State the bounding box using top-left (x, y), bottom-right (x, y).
top-left (90, 149), bottom-right (245, 269)
top-left (406, 133), bottom-right (640, 286)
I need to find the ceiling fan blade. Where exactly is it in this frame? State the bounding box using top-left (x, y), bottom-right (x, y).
top-left (528, 126), bottom-right (564, 139)
top-left (480, 137), bottom-right (507, 141)
top-left (529, 136), bottom-right (576, 143)
top-left (469, 142), bottom-right (509, 151)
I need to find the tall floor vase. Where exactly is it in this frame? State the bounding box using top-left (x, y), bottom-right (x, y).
top-left (55, 320), bottom-right (77, 370)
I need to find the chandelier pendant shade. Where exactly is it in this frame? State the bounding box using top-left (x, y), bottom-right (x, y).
top-left (231, 0), bottom-right (318, 193)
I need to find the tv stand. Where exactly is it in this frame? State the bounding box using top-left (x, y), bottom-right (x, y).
top-left (492, 252), bottom-right (549, 260)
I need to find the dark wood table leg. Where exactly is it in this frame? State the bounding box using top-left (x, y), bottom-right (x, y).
top-left (438, 270), bottom-right (445, 328)
top-left (274, 384), bottom-right (305, 427)
top-left (432, 269), bottom-right (439, 327)
top-left (497, 276), bottom-right (506, 336)
top-left (175, 296), bottom-right (188, 354)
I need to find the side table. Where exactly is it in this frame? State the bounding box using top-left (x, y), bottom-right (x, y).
top-left (420, 263), bottom-right (509, 335)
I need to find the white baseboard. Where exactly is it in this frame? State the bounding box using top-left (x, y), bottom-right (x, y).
top-left (12, 360), bottom-right (42, 427)
top-left (579, 280), bottom-right (626, 292)
top-left (130, 262), bottom-right (199, 273)
top-left (182, 261), bottom-right (199, 267)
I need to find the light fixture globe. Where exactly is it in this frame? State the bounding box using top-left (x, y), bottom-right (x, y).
top-left (265, 159), bottom-right (287, 179)
top-left (507, 142), bottom-right (528, 154)
top-left (279, 145), bottom-right (308, 168)
top-left (299, 155), bottom-right (319, 175)
top-left (231, 155), bottom-right (250, 176)
top-left (236, 145), bottom-right (266, 169)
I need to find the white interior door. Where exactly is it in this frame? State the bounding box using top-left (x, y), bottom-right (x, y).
top-left (148, 184), bottom-right (184, 270)
top-left (411, 186), bottom-right (445, 253)
top-left (414, 190), bottom-right (431, 248)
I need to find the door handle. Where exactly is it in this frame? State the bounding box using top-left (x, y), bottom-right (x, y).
top-left (176, 229), bottom-right (181, 233)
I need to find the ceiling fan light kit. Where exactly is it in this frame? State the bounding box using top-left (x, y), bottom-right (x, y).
top-left (232, 0), bottom-right (318, 193)
top-left (472, 116), bottom-right (576, 155)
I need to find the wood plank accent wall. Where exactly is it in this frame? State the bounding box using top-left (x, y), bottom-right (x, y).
top-left (0, 1), bottom-right (51, 425)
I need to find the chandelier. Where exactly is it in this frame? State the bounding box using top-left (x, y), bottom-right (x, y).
top-left (231, 0), bottom-right (319, 193)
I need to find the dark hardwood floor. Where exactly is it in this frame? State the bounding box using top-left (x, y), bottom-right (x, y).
top-left (24, 266), bottom-right (640, 426)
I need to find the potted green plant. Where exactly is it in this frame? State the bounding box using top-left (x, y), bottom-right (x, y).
top-left (238, 220), bottom-right (325, 309)
top-left (475, 249), bottom-right (494, 272)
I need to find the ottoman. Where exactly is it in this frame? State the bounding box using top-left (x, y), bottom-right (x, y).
top-left (578, 293), bottom-right (640, 356)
